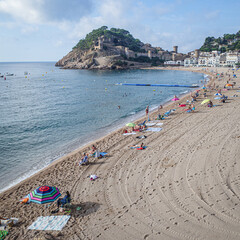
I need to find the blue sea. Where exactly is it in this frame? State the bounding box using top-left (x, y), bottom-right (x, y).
top-left (0, 62), bottom-right (204, 192)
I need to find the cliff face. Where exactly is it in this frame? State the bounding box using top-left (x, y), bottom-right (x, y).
top-left (55, 47), bottom-right (130, 70)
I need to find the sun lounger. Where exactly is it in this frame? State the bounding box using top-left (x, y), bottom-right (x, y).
top-left (139, 120), bottom-right (146, 126)
top-left (145, 127), bottom-right (162, 132)
top-left (123, 132), bottom-right (136, 135)
top-left (145, 122), bottom-right (156, 127)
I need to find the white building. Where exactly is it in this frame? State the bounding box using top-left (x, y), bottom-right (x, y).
top-left (226, 53), bottom-right (240, 67)
top-left (184, 58), bottom-right (198, 67)
top-left (164, 60), bottom-right (184, 66)
top-left (184, 51), bottom-right (240, 67)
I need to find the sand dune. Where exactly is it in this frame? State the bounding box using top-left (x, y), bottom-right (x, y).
top-left (1, 67), bottom-right (240, 240)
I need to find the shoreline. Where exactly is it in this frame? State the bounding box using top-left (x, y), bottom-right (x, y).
top-left (0, 68), bottom-right (204, 194)
top-left (2, 66), bottom-right (239, 239)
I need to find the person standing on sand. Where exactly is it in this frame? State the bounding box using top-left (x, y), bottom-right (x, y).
top-left (146, 106), bottom-right (149, 116)
top-left (146, 106), bottom-right (150, 121)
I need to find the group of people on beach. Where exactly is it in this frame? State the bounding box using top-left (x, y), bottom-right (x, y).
top-left (78, 144), bottom-right (102, 166)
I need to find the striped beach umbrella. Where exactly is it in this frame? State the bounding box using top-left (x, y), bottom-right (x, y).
top-left (28, 186), bottom-right (61, 204)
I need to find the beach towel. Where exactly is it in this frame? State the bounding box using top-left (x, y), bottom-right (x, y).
top-left (28, 215), bottom-right (70, 231)
top-left (145, 128), bottom-right (162, 132)
top-left (130, 146), bottom-right (147, 149)
top-left (156, 123), bottom-right (163, 126)
top-left (123, 132), bottom-right (136, 135)
top-left (145, 122), bottom-right (156, 127)
top-left (100, 152), bottom-right (107, 157)
top-left (0, 230), bottom-right (8, 240)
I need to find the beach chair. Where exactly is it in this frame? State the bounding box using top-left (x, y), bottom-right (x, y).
top-left (79, 156), bottom-right (88, 165)
top-left (139, 120), bottom-right (146, 126)
top-left (164, 111), bottom-right (171, 117)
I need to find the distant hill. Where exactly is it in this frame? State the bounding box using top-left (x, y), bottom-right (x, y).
top-left (200, 31), bottom-right (240, 52)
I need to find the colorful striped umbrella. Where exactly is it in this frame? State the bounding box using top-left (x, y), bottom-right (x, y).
top-left (28, 186), bottom-right (61, 204)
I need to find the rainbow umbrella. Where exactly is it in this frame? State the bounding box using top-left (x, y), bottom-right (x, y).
top-left (28, 186), bottom-right (61, 204)
top-left (171, 97), bottom-right (179, 101)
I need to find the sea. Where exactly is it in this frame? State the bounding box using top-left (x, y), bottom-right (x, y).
top-left (0, 62), bottom-right (205, 193)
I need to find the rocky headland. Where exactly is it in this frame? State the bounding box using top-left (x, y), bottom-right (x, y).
top-left (55, 26), bottom-right (187, 70)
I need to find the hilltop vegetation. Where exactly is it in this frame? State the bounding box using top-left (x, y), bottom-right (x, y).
top-left (73, 26), bottom-right (143, 52)
top-left (200, 31), bottom-right (240, 52)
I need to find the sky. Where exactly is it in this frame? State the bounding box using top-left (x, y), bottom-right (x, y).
top-left (0, 0), bottom-right (239, 62)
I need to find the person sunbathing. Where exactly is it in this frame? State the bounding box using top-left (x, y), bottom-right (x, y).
top-left (130, 143), bottom-right (145, 150)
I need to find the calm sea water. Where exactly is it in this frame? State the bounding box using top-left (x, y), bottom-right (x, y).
top-left (0, 62), bottom-right (204, 192)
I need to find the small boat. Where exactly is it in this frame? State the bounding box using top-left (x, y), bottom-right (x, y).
top-left (5, 73), bottom-right (14, 76)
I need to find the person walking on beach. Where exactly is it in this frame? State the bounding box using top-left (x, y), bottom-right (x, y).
top-left (146, 106), bottom-right (149, 121)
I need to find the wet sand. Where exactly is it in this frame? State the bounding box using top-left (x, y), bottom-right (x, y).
top-left (1, 67), bottom-right (240, 240)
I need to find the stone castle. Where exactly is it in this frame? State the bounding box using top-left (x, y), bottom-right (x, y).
top-left (56, 34), bottom-right (188, 69)
top-left (93, 35), bottom-right (186, 62)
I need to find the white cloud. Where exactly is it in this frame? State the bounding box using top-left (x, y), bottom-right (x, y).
top-left (0, 0), bottom-right (93, 24)
top-left (0, 0), bottom-right (43, 24)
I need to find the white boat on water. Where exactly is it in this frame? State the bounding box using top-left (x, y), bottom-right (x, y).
top-left (5, 72), bottom-right (14, 76)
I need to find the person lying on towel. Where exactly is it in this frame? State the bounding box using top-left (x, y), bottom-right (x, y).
top-left (130, 143), bottom-right (145, 150)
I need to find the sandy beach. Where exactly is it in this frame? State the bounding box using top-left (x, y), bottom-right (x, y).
top-left (1, 67), bottom-right (240, 240)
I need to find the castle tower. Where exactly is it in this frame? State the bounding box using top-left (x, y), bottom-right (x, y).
top-left (195, 49), bottom-right (200, 58)
top-left (173, 46), bottom-right (178, 53)
top-left (98, 37), bottom-right (103, 50)
top-left (172, 53), bottom-right (176, 61)
top-left (148, 50), bottom-right (152, 59)
top-left (125, 47), bottom-right (130, 58)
